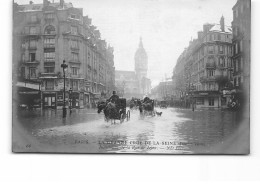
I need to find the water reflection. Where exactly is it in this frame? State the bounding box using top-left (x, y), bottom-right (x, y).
top-left (15, 107), bottom-right (243, 153)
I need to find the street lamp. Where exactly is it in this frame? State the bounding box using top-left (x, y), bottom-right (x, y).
top-left (190, 83), bottom-right (195, 111)
top-left (61, 60), bottom-right (68, 118)
top-left (69, 88), bottom-right (72, 114)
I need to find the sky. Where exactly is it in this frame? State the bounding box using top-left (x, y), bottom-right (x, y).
top-left (15, 0), bottom-right (237, 87)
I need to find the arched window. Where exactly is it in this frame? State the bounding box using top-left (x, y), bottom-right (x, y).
top-left (219, 57), bottom-right (224, 66)
top-left (44, 25), bottom-right (56, 35)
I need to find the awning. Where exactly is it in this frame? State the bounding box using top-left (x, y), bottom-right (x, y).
top-left (19, 91), bottom-right (39, 95)
top-left (16, 81), bottom-right (40, 90)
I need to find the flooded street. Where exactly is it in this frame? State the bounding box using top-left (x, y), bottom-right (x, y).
top-left (13, 107), bottom-right (245, 154)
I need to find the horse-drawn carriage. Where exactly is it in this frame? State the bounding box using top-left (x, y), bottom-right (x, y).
top-left (97, 98), bottom-right (130, 124)
top-left (138, 98), bottom-right (155, 117)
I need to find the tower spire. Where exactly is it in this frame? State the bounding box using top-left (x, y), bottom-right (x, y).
top-left (139, 37), bottom-right (143, 48)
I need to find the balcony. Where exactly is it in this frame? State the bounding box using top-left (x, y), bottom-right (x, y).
top-left (24, 60), bottom-right (40, 65)
top-left (206, 62), bottom-right (216, 69)
top-left (200, 75), bottom-right (228, 83)
top-left (69, 60), bottom-right (81, 65)
top-left (69, 73), bottom-right (83, 79)
top-left (28, 45), bottom-right (37, 50)
top-left (44, 43), bottom-right (55, 48)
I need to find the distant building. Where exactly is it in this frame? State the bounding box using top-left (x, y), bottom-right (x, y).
top-left (172, 16), bottom-right (233, 109)
top-left (151, 80), bottom-right (174, 101)
top-left (13, 0), bottom-right (115, 109)
top-left (115, 38), bottom-right (151, 99)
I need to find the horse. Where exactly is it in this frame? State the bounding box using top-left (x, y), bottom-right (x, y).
top-left (136, 99), bottom-right (155, 116)
top-left (97, 101), bottom-right (120, 124)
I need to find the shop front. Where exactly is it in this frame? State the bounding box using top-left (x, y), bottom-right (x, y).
top-left (193, 91), bottom-right (221, 109)
top-left (42, 91), bottom-right (57, 109)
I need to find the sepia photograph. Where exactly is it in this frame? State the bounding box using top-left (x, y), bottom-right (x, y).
top-left (12, 0), bottom-right (250, 154)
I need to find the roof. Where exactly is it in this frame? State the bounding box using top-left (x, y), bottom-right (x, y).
top-left (17, 2), bottom-right (73, 12)
top-left (209, 24), bottom-right (232, 33)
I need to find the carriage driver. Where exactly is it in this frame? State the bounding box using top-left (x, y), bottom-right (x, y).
top-left (108, 91), bottom-right (119, 104)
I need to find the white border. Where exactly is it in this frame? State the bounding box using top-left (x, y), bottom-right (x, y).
top-left (1, 0), bottom-right (260, 183)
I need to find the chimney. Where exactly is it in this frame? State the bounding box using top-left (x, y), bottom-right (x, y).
top-left (220, 15), bottom-right (225, 32)
top-left (43, 0), bottom-right (47, 7)
top-left (29, 1), bottom-right (33, 4)
top-left (203, 23), bottom-right (211, 33)
top-left (60, 0), bottom-right (64, 7)
top-left (197, 31), bottom-right (203, 40)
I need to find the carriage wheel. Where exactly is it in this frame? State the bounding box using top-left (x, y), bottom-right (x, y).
top-left (126, 110), bottom-right (130, 121)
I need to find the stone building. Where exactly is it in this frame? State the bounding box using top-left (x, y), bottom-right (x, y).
top-left (13, 0), bottom-right (115, 109)
top-left (172, 16), bottom-right (233, 109)
top-left (115, 38), bottom-right (151, 99)
top-left (232, 0), bottom-right (251, 108)
top-left (151, 80), bottom-right (174, 101)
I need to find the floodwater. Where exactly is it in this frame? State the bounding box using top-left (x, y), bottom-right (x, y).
top-left (14, 107), bottom-right (245, 154)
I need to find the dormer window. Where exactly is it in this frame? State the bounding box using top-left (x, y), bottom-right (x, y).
top-left (71, 26), bottom-right (77, 35)
top-left (44, 25), bottom-right (56, 35)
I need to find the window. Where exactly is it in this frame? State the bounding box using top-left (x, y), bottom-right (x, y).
top-left (215, 45), bottom-right (218, 54)
top-left (21, 67), bottom-right (25, 78)
top-left (204, 46), bottom-right (207, 55)
top-left (71, 26), bottom-right (77, 35)
top-left (21, 53), bottom-right (25, 62)
top-left (46, 80), bottom-right (54, 90)
top-left (29, 39), bottom-right (37, 48)
top-left (219, 57), bottom-right (224, 66)
top-left (209, 98), bottom-right (214, 106)
top-left (72, 80), bottom-right (78, 90)
top-left (70, 14), bottom-right (80, 20)
top-left (208, 70), bottom-right (215, 77)
top-left (219, 45), bottom-right (223, 54)
top-left (29, 67), bottom-right (36, 78)
top-left (240, 40), bottom-right (243, 52)
top-left (214, 34), bottom-right (218, 40)
top-left (196, 98), bottom-right (204, 105)
top-left (241, 57), bottom-right (244, 70)
top-left (29, 53), bottom-right (36, 62)
top-left (29, 27), bottom-right (37, 34)
top-left (44, 38), bottom-right (55, 48)
top-left (44, 67), bottom-right (55, 73)
top-left (71, 52), bottom-right (79, 61)
top-left (71, 67), bottom-right (79, 75)
top-left (210, 34), bottom-right (214, 41)
top-left (70, 40), bottom-right (78, 49)
top-left (44, 25), bottom-right (55, 35)
top-left (45, 13), bottom-right (54, 20)
top-left (21, 42), bottom-right (26, 49)
top-left (44, 51), bottom-right (55, 62)
top-left (31, 15), bottom-right (37, 23)
top-left (221, 34), bottom-right (225, 41)
top-left (208, 45), bottom-right (214, 54)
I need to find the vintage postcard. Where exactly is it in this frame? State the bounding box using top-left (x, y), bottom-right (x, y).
top-left (12, 0), bottom-right (250, 154)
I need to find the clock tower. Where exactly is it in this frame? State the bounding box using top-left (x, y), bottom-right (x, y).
top-left (135, 37), bottom-right (148, 80)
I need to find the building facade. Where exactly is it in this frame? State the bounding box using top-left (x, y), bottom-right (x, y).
top-left (151, 80), bottom-right (174, 101)
top-left (115, 38), bottom-right (151, 99)
top-left (13, 0), bottom-right (115, 109)
top-left (172, 16), bottom-right (233, 109)
top-left (232, 0), bottom-right (251, 109)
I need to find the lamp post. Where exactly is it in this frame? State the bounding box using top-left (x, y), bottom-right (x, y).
top-left (190, 83), bottom-right (195, 111)
top-left (61, 60), bottom-right (68, 118)
top-left (69, 88), bottom-right (72, 114)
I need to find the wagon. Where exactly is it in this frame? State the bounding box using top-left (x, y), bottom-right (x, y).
top-left (99, 98), bottom-right (130, 123)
